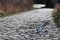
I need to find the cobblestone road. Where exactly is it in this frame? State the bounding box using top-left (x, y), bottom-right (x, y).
top-left (0, 8), bottom-right (60, 40)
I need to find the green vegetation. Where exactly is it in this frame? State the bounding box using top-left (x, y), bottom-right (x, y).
top-left (0, 11), bottom-right (22, 17)
top-left (0, 8), bottom-right (36, 17)
top-left (52, 11), bottom-right (60, 28)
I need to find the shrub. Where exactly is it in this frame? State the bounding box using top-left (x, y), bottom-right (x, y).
top-left (0, 0), bottom-right (33, 13)
top-left (52, 11), bottom-right (60, 28)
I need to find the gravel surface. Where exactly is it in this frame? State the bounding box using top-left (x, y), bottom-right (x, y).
top-left (0, 8), bottom-right (60, 40)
